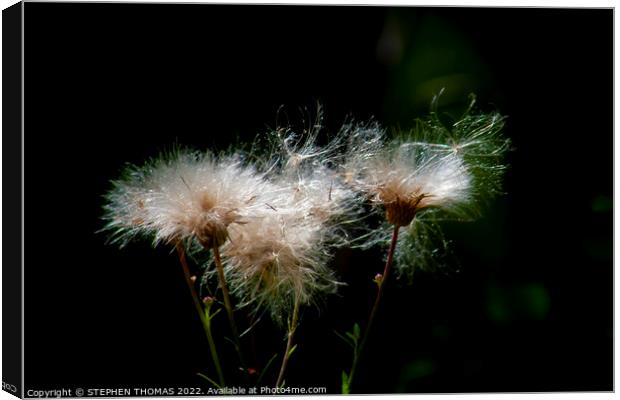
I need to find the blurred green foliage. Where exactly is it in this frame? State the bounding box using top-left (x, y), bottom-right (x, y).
top-left (380, 10), bottom-right (494, 125)
top-left (397, 359), bottom-right (438, 391)
top-left (591, 195), bottom-right (612, 213)
top-left (486, 282), bottom-right (551, 323)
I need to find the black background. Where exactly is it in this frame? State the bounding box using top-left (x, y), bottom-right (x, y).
top-left (23, 4), bottom-right (612, 394)
top-left (3, 2), bottom-right (23, 396)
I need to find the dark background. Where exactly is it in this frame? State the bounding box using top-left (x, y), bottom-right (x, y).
top-left (23, 4), bottom-right (612, 394)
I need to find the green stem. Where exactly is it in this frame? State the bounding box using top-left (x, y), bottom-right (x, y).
top-left (175, 242), bottom-right (225, 387)
top-left (212, 245), bottom-right (249, 377)
top-left (349, 224), bottom-right (400, 391)
top-left (275, 297), bottom-right (300, 388)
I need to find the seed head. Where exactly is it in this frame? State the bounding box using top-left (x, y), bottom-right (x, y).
top-left (221, 205), bottom-right (339, 322)
top-left (102, 149), bottom-right (270, 250)
top-left (342, 99), bottom-right (509, 276)
top-left (219, 119), bottom-right (360, 322)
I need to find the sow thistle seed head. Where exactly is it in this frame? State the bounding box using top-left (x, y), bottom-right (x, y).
top-left (102, 149), bottom-right (271, 250)
top-left (343, 121), bottom-right (473, 228)
top-left (221, 204), bottom-right (339, 322)
top-left (357, 143), bottom-right (472, 227)
top-left (342, 102), bottom-right (509, 276)
top-left (219, 122), bottom-right (360, 321)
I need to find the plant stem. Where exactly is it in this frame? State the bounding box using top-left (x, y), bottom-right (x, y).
top-left (275, 297), bottom-right (300, 388)
top-left (175, 242), bottom-right (225, 387)
top-left (212, 245), bottom-right (249, 376)
top-left (203, 305), bottom-right (224, 387)
top-left (349, 224), bottom-right (400, 391)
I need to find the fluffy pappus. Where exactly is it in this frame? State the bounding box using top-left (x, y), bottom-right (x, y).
top-left (407, 95), bottom-right (511, 210)
top-left (342, 100), bottom-right (509, 276)
top-left (342, 116), bottom-right (474, 225)
top-left (262, 113), bottom-right (370, 244)
top-left (351, 142), bottom-right (473, 227)
top-left (102, 149), bottom-right (272, 250)
top-left (221, 203), bottom-right (340, 322)
top-left (219, 116), bottom-right (363, 321)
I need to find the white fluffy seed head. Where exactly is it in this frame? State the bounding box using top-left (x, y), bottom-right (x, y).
top-left (103, 149), bottom-right (271, 249)
top-left (221, 183), bottom-right (343, 323)
top-left (341, 102), bottom-right (509, 276)
top-left (219, 120), bottom-right (362, 321)
top-left (342, 123), bottom-right (473, 228)
top-left (222, 204), bottom-right (339, 323)
top-left (353, 143), bottom-right (472, 226)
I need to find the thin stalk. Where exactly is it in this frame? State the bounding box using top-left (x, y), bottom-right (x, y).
top-left (212, 245), bottom-right (249, 376)
top-left (175, 242), bottom-right (225, 387)
top-left (275, 297), bottom-right (301, 388)
top-left (203, 304), bottom-right (223, 387)
top-left (348, 224), bottom-right (400, 390)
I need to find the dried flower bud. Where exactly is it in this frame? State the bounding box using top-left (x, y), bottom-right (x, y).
top-left (202, 296), bottom-right (215, 305)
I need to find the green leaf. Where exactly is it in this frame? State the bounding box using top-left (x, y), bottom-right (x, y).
top-left (207, 308), bottom-right (222, 322)
top-left (345, 332), bottom-right (358, 344)
top-left (334, 331), bottom-right (355, 349)
top-left (197, 373), bottom-right (221, 389)
top-left (287, 344), bottom-right (298, 358)
top-left (353, 323), bottom-right (361, 339)
top-left (341, 371), bottom-right (350, 394)
top-left (257, 353), bottom-right (279, 385)
top-left (223, 336), bottom-right (239, 352)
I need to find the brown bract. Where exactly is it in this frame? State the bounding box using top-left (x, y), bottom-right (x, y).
top-left (381, 190), bottom-right (429, 227)
top-left (184, 194), bottom-right (239, 247)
